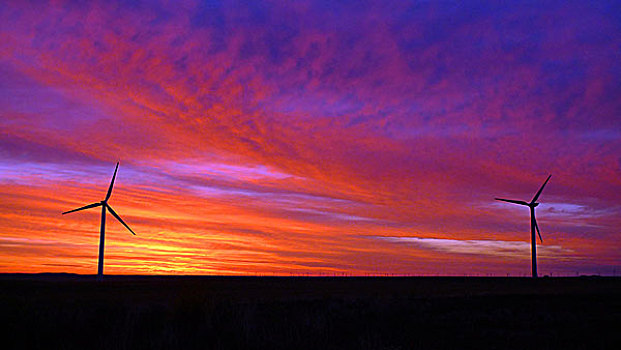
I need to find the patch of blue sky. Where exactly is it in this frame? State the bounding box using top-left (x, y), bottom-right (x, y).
top-left (0, 63), bottom-right (112, 130)
top-left (186, 182), bottom-right (262, 198)
top-left (160, 160), bottom-right (295, 181)
top-left (185, 181), bottom-right (365, 208)
top-left (389, 122), bottom-right (521, 139)
top-left (487, 201), bottom-right (593, 220)
top-left (265, 191), bottom-right (359, 206)
top-left (0, 160), bottom-right (144, 188)
top-left (578, 129), bottom-right (620, 141)
top-left (538, 202), bottom-right (619, 219)
top-left (290, 207), bottom-right (378, 223)
top-left (269, 91), bottom-right (364, 119)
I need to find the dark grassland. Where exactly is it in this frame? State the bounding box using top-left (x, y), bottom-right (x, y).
top-left (1, 275), bottom-right (619, 349)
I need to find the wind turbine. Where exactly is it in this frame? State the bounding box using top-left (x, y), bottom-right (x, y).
top-left (62, 162), bottom-right (136, 280)
top-left (495, 175), bottom-right (551, 278)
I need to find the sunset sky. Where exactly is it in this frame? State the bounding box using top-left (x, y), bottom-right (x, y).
top-left (1, 0), bottom-right (619, 276)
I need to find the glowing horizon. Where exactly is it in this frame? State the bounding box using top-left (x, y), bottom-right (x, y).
top-left (1, 0), bottom-right (619, 276)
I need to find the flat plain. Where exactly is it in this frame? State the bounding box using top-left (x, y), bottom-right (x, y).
top-left (1, 275), bottom-right (619, 349)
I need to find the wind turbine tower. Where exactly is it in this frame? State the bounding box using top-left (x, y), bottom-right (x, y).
top-left (62, 162), bottom-right (136, 280)
top-left (495, 175), bottom-right (551, 278)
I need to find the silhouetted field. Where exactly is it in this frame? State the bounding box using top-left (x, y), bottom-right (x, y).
top-left (1, 275), bottom-right (619, 349)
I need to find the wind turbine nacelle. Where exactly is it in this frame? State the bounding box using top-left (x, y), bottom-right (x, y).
top-left (531, 202), bottom-right (540, 207)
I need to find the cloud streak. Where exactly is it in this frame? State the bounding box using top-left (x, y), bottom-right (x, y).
top-left (374, 236), bottom-right (571, 260)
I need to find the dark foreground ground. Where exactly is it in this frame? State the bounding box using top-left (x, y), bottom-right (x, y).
top-left (1, 275), bottom-right (619, 349)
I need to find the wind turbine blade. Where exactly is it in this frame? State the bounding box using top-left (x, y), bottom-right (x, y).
top-left (531, 174), bottom-right (551, 204)
top-left (495, 198), bottom-right (529, 206)
top-left (105, 204), bottom-right (136, 235)
top-left (62, 202), bottom-right (102, 215)
top-left (105, 162), bottom-right (120, 201)
top-left (534, 216), bottom-right (543, 243)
